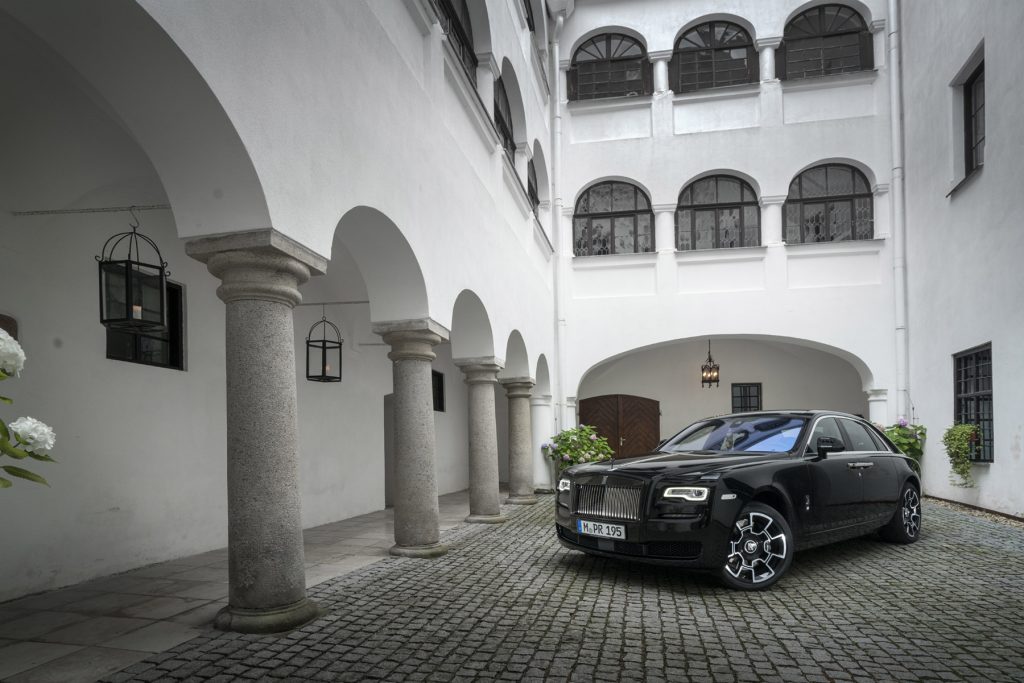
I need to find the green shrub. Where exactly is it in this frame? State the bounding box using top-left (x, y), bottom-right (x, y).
top-left (542, 424), bottom-right (615, 472)
top-left (883, 419), bottom-right (926, 464)
top-left (942, 423), bottom-right (978, 488)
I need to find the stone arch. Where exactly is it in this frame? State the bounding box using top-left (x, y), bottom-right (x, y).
top-left (530, 140), bottom-right (550, 203)
top-left (569, 25), bottom-right (649, 59)
top-left (2, 2), bottom-right (271, 238)
top-left (331, 206), bottom-right (429, 323)
top-left (789, 158), bottom-right (879, 190)
top-left (678, 168), bottom-right (763, 199)
top-left (674, 14), bottom-right (758, 46)
top-left (782, 0), bottom-right (875, 31)
top-left (535, 354), bottom-right (551, 396)
top-left (499, 58), bottom-right (528, 147)
top-left (501, 330), bottom-right (530, 379)
top-left (450, 289), bottom-right (496, 361)
top-left (572, 176), bottom-right (655, 210)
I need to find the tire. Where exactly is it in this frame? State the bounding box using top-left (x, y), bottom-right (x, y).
top-left (719, 502), bottom-right (794, 590)
top-left (880, 482), bottom-right (922, 544)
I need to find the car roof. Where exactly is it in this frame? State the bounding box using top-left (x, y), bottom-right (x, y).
top-left (709, 410), bottom-right (866, 420)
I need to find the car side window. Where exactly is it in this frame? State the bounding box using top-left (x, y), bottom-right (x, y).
top-left (806, 417), bottom-right (844, 453)
top-left (839, 419), bottom-right (879, 452)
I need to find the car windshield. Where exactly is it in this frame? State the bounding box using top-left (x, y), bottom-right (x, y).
top-left (660, 415), bottom-right (808, 454)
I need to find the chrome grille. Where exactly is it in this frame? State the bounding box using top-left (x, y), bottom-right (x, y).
top-left (574, 484), bottom-right (643, 521)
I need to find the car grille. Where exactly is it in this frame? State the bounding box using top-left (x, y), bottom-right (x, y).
top-left (557, 526), bottom-right (701, 560)
top-left (574, 484), bottom-right (643, 521)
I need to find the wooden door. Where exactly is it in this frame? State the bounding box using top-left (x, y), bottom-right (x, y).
top-left (579, 394), bottom-right (660, 458)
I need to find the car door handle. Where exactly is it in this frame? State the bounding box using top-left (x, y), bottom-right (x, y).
top-left (847, 462), bottom-right (874, 469)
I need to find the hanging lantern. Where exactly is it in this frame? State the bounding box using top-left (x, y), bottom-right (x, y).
top-left (701, 339), bottom-right (720, 388)
top-left (306, 307), bottom-right (343, 382)
top-left (96, 207), bottom-right (168, 332)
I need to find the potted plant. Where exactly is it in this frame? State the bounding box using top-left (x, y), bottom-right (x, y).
top-left (0, 329), bottom-right (56, 488)
top-left (542, 424), bottom-right (614, 472)
top-left (941, 423), bottom-right (978, 488)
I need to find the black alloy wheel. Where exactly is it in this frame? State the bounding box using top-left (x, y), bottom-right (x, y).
top-left (880, 482), bottom-right (922, 544)
top-left (720, 502), bottom-right (794, 590)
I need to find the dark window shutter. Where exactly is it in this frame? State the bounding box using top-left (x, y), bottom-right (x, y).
top-left (747, 46), bottom-right (759, 82)
top-left (775, 42), bottom-right (787, 80)
top-left (859, 31), bottom-right (874, 70)
top-left (566, 65), bottom-right (578, 100)
top-left (668, 53), bottom-right (680, 92)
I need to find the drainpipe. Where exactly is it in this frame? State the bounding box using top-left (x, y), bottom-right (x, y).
top-left (550, 12), bottom-right (567, 432)
top-left (888, 0), bottom-right (910, 421)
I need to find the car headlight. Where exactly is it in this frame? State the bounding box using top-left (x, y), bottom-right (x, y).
top-left (662, 486), bottom-right (709, 502)
top-left (557, 478), bottom-right (571, 492)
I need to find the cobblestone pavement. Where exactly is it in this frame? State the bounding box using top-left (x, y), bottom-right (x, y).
top-left (105, 498), bottom-right (1024, 682)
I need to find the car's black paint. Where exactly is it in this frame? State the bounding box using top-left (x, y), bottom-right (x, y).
top-left (554, 411), bottom-right (920, 587)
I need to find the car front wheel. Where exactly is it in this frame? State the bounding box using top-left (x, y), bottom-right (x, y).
top-left (720, 502), bottom-right (794, 590)
top-left (880, 483), bottom-right (921, 544)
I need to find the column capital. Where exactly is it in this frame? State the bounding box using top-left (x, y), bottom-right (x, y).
top-left (648, 49), bottom-right (673, 62)
top-left (530, 393), bottom-right (553, 407)
top-left (186, 229), bottom-right (327, 307)
top-left (500, 376), bottom-right (535, 398)
top-left (867, 388), bottom-right (888, 400)
top-left (380, 328), bottom-right (445, 363)
top-left (755, 36), bottom-right (783, 50)
top-left (760, 194), bottom-right (788, 207)
top-left (456, 357), bottom-right (503, 384)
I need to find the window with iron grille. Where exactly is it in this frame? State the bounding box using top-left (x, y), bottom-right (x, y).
top-left (494, 77), bottom-right (515, 161)
top-left (522, 0), bottom-right (535, 32)
top-left (954, 344), bottom-right (993, 462)
top-left (573, 181), bottom-right (654, 255)
top-left (568, 33), bottom-right (651, 101)
top-left (779, 4), bottom-right (872, 81)
top-left (964, 62), bottom-right (985, 176)
top-left (527, 158), bottom-right (540, 211)
top-left (432, 0), bottom-right (477, 84)
top-left (106, 281), bottom-right (185, 370)
top-left (732, 383), bottom-right (762, 413)
top-left (670, 21), bottom-right (757, 93)
top-left (783, 164), bottom-right (873, 243)
top-left (432, 370), bottom-right (446, 412)
top-left (677, 175), bottom-right (760, 250)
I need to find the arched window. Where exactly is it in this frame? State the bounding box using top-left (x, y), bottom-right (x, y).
top-left (784, 164), bottom-right (873, 243)
top-left (779, 4), bottom-right (872, 80)
top-left (676, 176), bottom-right (760, 250)
top-left (436, 0), bottom-right (477, 82)
top-left (494, 77), bottom-right (515, 160)
top-left (670, 21), bottom-right (757, 93)
top-left (568, 33), bottom-right (651, 101)
top-left (527, 158), bottom-right (540, 211)
top-left (573, 181), bottom-right (654, 255)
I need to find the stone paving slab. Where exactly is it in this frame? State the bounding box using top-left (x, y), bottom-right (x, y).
top-left (102, 498), bottom-right (1024, 682)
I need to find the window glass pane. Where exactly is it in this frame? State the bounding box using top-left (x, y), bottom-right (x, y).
top-left (139, 335), bottom-right (170, 365)
top-left (573, 218), bottom-right (589, 255)
top-left (717, 178), bottom-right (741, 203)
top-left (829, 201), bottom-right (852, 241)
top-left (808, 417), bottom-right (844, 452)
top-left (613, 216), bottom-right (635, 253)
top-left (742, 185), bottom-right (755, 202)
top-left (677, 210), bottom-right (692, 250)
top-left (612, 183), bottom-right (635, 212)
top-left (637, 214), bottom-right (653, 252)
top-left (854, 198), bottom-right (873, 239)
top-left (106, 330), bottom-right (135, 361)
top-left (743, 206), bottom-right (760, 246)
top-left (679, 187), bottom-right (692, 206)
top-left (719, 208), bottom-right (740, 248)
top-left (785, 204), bottom-right (801, 243)
top-left (841, 419), bottom-right (877, 451)
top-left (591, 217), bottom-right (611, 254)
top-left (693, 178), bottom-right (716, 204)
top-left (695, 210), bottom-right (715, 249)
top-left (801, 167), bottom-right (827, 198)
top-left (827, 166), bottom-right (853, 195)
top-left (853, 172), bottom-right (869, 194)
top-left (590, 183), bottom-right (612, 213)
top-left (803, 203), bottom-right (825, 241)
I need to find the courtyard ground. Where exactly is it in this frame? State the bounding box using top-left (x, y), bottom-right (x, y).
top-left (2, 494), bottom-right (1023, 682)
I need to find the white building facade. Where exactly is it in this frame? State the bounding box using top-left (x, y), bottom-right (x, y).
top-left (0, 0), bottom-right (1021, 628)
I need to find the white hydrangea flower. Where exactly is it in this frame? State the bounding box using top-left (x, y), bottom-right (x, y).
top-left (9, 417), bottom-right (56, 453)
top-left (0, 329), bottom-right (25, 377)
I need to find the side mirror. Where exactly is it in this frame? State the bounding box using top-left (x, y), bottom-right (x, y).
top-left (816, 436), bottom-right (845, 459)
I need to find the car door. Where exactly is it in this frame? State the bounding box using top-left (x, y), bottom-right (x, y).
top-left (804, 416), bottom-right (863, 535)
top-left (837, 417), bottom-right (900, 525)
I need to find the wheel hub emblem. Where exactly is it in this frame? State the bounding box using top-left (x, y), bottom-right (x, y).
top-left (744, 540), bottom-right (758, 554)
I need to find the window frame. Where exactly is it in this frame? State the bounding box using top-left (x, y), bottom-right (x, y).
top-left (670, 21), bottom-right (758, 93)
top-left (432, 370), bottom-right (446, 412)
top-left (106, 280), bottom-right (185, 371)
top-left (527, 158), bottom-right (540, 211)
top-left (954, 343), bottom-right (993, 463)
top-left (964, 61), bottom-right (985, 177)
top-left (779, 4), bottom-right (873, 81)
top-left (572, 181), bottom-right (655, 256)
top-left (783, 164), bottom-right (873, 244)
top-left (433, 0), bottom-right (478, 84)
top-left (494, 76), bottom-right (516, 161)
top-left (676, 175), bottom-right (761, 250)
top-left (568, 33), bottom-right (652, 101)
top-left (731, 383), bottom-right (763, 413)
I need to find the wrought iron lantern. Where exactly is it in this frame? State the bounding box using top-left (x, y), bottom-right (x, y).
top-left (701, 339), bottom-right (720, 388)
top-left (306, 307), bottom-right (343, 382)
top-left (96, 207), bottom-right (168, 332)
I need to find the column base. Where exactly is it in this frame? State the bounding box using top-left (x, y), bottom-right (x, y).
top-left (534, 487), bottom-right (555, 494)
top-left (214, 597), bottom-right (320, 634)
top-left (465, 514), bottom-right (507, 524)
top-left (505, 495), bottom-right (538, 505)
top-left (388, 542), bottom-right (449, 558)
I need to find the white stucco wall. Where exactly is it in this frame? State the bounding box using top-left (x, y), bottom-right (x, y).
top-left (902, 0), bottom-right (1024, 516)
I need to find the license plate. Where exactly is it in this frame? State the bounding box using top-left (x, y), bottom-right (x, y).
top-left (577, 519), bottom-right (626, 539)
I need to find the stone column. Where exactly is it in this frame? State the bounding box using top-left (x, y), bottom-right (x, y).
top-left (867, 389), bottom-right (890, 426)
top-left (756, 37), bottom-right (781, 81)
top-left (456, 358), bottom-right (506, 524)
top-left (476, 51), bottom-right (497, 117)
top-left (649, 51), bottom-right (672, 94)
top-left (530, 393), bottom-right (555, 492)
top-left (760, 196), bottom-right (786, 246)
top-left (186, 229), bottom-right (324, 634)
top-left (373, 320), bottom-right (450, 558)
top-left (501, 377), bottom-right (536, 505)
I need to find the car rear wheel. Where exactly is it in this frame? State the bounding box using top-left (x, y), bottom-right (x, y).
top-left (720, 502), bottom-right (794, 590)
top-left (880, 483), bottom-right (921, 544)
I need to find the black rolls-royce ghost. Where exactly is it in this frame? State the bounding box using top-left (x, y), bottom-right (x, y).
top-left (554, 411), bottom-right (921, 589)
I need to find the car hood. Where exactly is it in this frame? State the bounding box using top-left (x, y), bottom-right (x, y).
top-left (569, 450), bottom-right (785, 479)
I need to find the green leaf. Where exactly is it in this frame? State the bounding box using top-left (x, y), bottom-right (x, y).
top-left (1, 465), bottom-right (49, 486)
top-left (0, 477), bottom-right (10, 488)
top-left (0, 419), bottom-right (8, 441)
top-left (0, 395), bottom-right (12, 404)
top-left (0, 441), bottom-right (29, 459)
top-left (27, 451), bottom-right (56, 463)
